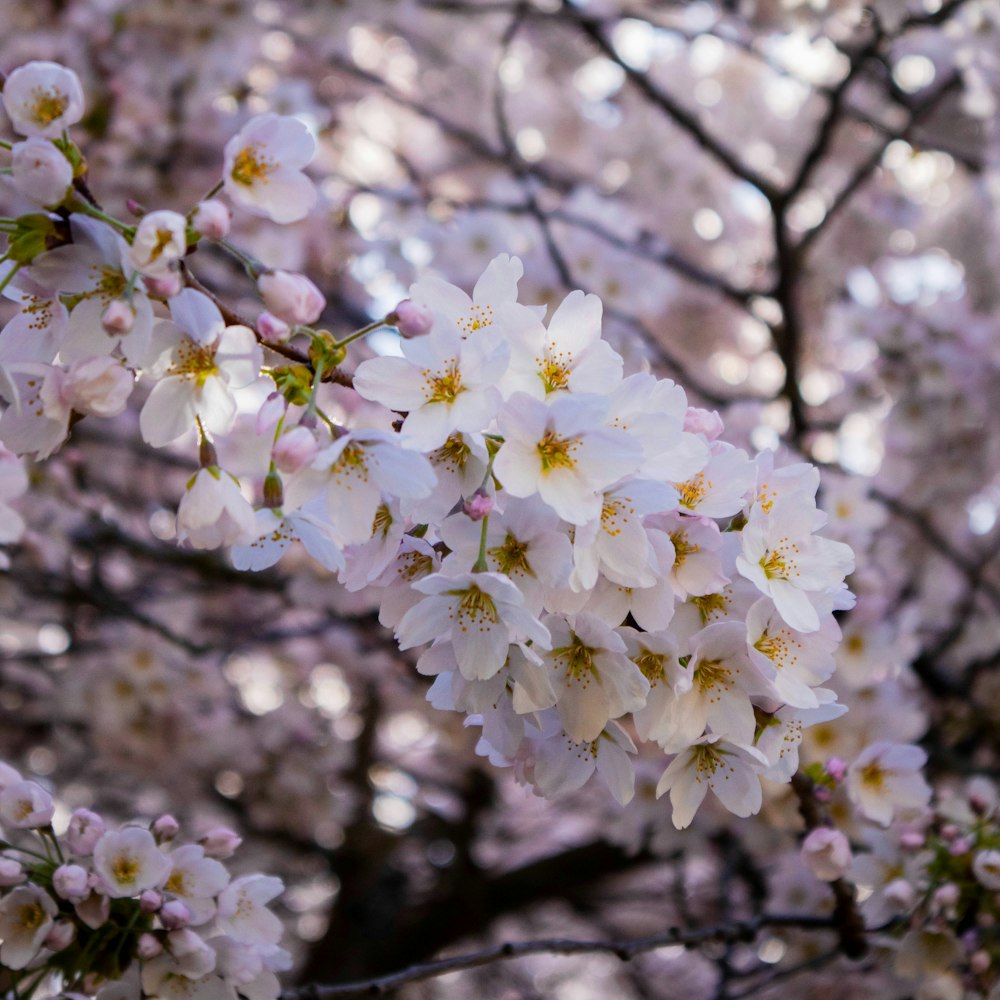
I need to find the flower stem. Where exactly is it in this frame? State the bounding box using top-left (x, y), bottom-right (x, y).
top-left (333, 315), bottom-right (391, 349)
top-left (72, 199), bottom-right (135, 237)
top-left (472, 514), bottom-right (491, 573)
top-left (0, 261), bottom-right (21, 298)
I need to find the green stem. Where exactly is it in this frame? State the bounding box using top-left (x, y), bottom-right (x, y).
top-left (0, 139), bottom-right (12, 150)
top-left (217, 238), bottom-right (264, 278)
top-left (73, 200), bottom-right (134, 237)
top-left (203, 179), bottom-right (224, 201)
top-left (333, 315), bottom-right (391, 349)
top-left (304, 358), bottom-right (326, 423)
top-left (471, 514), bottom-right (490, 573)
top-left (0, 261), bottom-right (21, 298)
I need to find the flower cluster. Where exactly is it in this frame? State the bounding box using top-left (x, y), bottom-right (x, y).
top-left (0, 60), bottom-right (860, 831)
top-left (0, 761), bottom-right (289, 999)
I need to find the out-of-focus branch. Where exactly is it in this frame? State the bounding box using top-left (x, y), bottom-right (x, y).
top-left (282, 911), bottom-right (840, 999)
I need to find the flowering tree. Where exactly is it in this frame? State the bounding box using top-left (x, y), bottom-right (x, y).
top-left (1, 0), bottom-right (1000, 997)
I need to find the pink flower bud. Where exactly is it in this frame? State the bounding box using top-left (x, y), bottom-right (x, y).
top-left (11, 137), bottom-right (73, 207)
top-left (883, 877), bottom-right (917, 911)
top-left (258, 270), bottom-right (325, 326)
top-left (152, 814), bottom-right (180, 843)
top-left (53, 863), bottom-right (90, 902)
top-left (101, 299), bottom-right (135, 336)
top-left (192, 198), bottom-right (231, 240)
top-left (825, 757), bottom-right (848, 783)
top-left (44, 919), bottom-right (76, 953)
top-left (933, 883), bottom-right (961, 910)
top-left (257, 311), bottom-right (291, 344)
top-left (970, 950), bottom-right (991, 974)
top-left (256, 392), bottom-right (286, 435)
top-left (159, 899), bottom-right (191, 930)
top-left (900, 830), bottom-right (925, 851)
top-left (392, 299), bottom-right (433, 337)
top-left (801, 827), bottom-right (852, 882)
top-left (140, 889), bottom-right (163, 913)
top-left (463, 491), bottom-right (494, 522)
top-left (941, 824), bottom-right (960, 841)
top-left (272, 426), bottom-right (318, 474)
top-left (143, 272), bottom-right (182, 298)
top-left (684, 406), bottom-right (724, 440)
top-left (138, 932), bottom-right (164, 960)
top-left (0, 858), bottom-right (25, 887)
top-left (200, 826), bottom-right (242, 859)
top-left (950, 836), bottom-right (972, 856)
top-left (126, 199), bottom-right (147, 217)
top-left (66, 808), bottom-right (105, 856)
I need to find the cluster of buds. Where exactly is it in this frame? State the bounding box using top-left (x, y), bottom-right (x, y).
top-left (0, 762), bottom-right (289, 999)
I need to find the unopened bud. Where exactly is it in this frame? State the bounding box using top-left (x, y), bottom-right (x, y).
top-left (52, 863), bottom-right (90, 902)
top-left (272, 426), bottom-right (318, 474)
top-left (140, 889), bottom-right (163, 913)
top-left (950, 836), bottom-right (972, 856)
top-left (152, 814), bottom-right (180, 843)
top-left (138, 932), bottom-right (164, 960)
top-left (101, 299), bottom-right (135, 336)
top-left (463, 491), bottom-right (494, 522)
top-left (900, 830), bottom-right (925, 851)
top-left (126, 199), bottom-right (147, 217)
top-left (200, 826), bottom-right (242, 859)
top-left (258, 270), bottom-right (325, 326)
top-left (66, 808), bottom-right (105, 856)
top-left (883, 877), bottom-right (917, 911)
top-left (684, 406), bottom-right (724, 441)
top-left (144, 272), bottom-right (182, 298)
top-left (971, 950), bottom-right (991, 974)
top-left (390, 299), bottom-right (433, 337)
top-left (933, 883), bottom-right (961, 911)
top-left (44, 920), bottom-right (76, 953)
top-left (192, 198), bottom-right (231, 240)
top-left (0, 858), bottom-right (25, 887)
top-left (258, 311), bottom-right (291, 344)
top-left (825, 757), bottom-right (848, 783)
top-left (159, 899), bottom-right (191, 930)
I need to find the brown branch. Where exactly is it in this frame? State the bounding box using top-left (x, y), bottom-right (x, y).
top-left (283, 912), bottom-right (839, 999)
top-left (790, 771), bottom-right (867, 961)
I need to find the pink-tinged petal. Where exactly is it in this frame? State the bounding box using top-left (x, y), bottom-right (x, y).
top-left (169, 289), bottom-right (225, 345)
top-left (354, 356), bottom-right (428, 410)
top-left (547, 289), bottom-right (602, 350)
top-left (472, 253), bottom-right (523, 304)
top-left (657, 754), bottom-right (708, 830)
top-left (596, 741), bottom-right (635, 805)
top-left (139, 376), bottom-right (198, 446)
top-left (194, 377), bottom-right (238, 437)
top-left (216, 325), bottom-right (263, 388)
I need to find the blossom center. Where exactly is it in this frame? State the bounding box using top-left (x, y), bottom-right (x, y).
top-left (450, 586), bottom-right (499, 630)
top-left (538, 348), bottom-right (572, 393)
top-left (694, 657), bottom-right (733, 698)
top-left (424, 360), bottom-right (464, 404)
top-left (552, 634), bottom-right (597, 686)
top-left (29, 86), bottom-right (69, 125)
top-left (634, 649), bottom-right (665, 686)
top-left (670, 530), bottom-right (700, 567)
top-left (754, 628), bottom-right (799, 669)
top-left (488, 533), bottom-right (532, 577)
top-left (18, 902), bottom-right (46, 931)
top-left (111, 853), bottom-right (141, 886)
top-left (536, 430), bottom-right (577, 472)
top-left (692, 592), bottom-right (729, 622)
top-left (171, 338), bottom-right (220, 385)
top-left (759, 537), bottom-right (801, 580)
top-left (433, 434), bottom-right (471, 472)
top-left (231, 144), bottom-right (275, 186)
top-left (456, 304), bottom-right (494, 336)
top-left (678, 472), bottom-right (710, 509)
